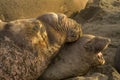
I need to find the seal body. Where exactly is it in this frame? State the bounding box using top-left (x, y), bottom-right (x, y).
top-left (40, 34), bottom-right (110, 80)
top-left (0, 0), bottom-right (88, 21)
top-left (0, 13), bottom-right (82, 80)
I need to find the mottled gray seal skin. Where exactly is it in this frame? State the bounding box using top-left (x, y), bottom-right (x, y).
top-left (0, 12), bottom-right (82, 80)
top-left (114, 46), bottom-right (120, 73)
top-left (40, 34), bottom-right (111, 80)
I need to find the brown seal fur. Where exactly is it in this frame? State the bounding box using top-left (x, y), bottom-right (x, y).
top-left (0, 12), bottom-right (82, 80)
top-left (40, 34), bottom-right (111, 80)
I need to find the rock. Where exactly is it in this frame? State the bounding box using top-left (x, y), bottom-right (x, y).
top-left (63, 65), bottom-right (120, 80)
top-left (0, 0), bottom-right (88, 21)
top-left (65, 73), bottom-right (108, 80)
top-left (114, 46), bottom-right (120, 73)
top-left (87, 65), bottom-right (120, 80)
top-left (73, 0), bottom-right (120, 24)
top-left (39, 34), bottom-right (110, 80)
top-left (73, 0), bottom-right (120, 65)
top-left (0, 13), bottom-right (82, 80)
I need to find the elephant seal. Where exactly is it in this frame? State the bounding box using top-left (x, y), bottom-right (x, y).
top-left (0, 0), bottom-right (88, 21)
top-left (0, 12), bottom-right (82, 80)
top-left (40, 34), bottom-right (111, 80)
top-left (114, 46), bottom-right (120, 73)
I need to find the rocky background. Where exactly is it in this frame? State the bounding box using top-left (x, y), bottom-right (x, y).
top-left (74, 0), bottom-right (120, 65)
top-left (0, 0), bottom-right (120, 80)
top-left (71, 0), bottom-right (120, 80)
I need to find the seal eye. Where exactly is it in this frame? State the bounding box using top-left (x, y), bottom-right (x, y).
top-left (71, 35), bottom-right (76, 37)
top-left (33, 26), bottom-right (39, 31)
top-left (71, 31), bottom-right (75, 37)
top-left (68, 30), bottom-right (75, 38)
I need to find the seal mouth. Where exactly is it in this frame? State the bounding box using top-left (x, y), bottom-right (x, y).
top-left (96, 38), bottom-right (110, 65)
top-left (96, 52), bottom-right (105, 64)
